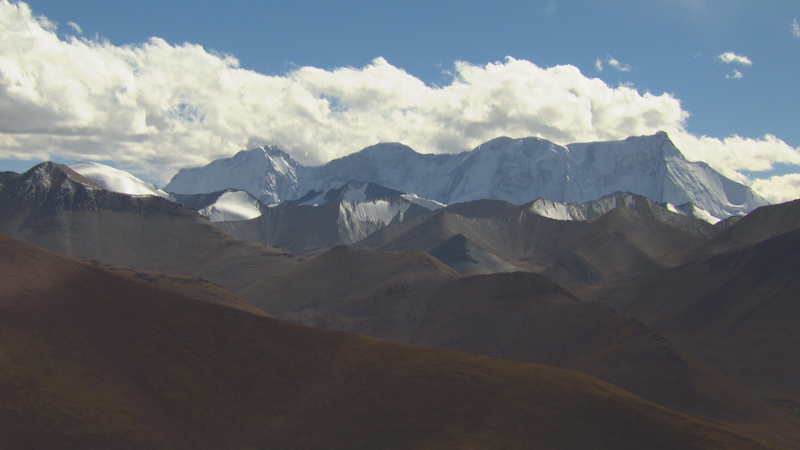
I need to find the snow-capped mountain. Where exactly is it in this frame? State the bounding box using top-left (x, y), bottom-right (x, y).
top-left (165, 146), bottom-right (301, 205)
top-left (564, 132), bottom-right (767, 221)
top-left (70, 162), bottom-right (172, 199)
top-left (166, 132), bottom-right (768, 223)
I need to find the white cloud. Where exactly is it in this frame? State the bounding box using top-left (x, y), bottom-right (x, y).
top-left (607, 57), bottom-right (631, 72)
top-left (0, 0), bottom-right (798, 204)
top-left (670, 133), bottom-right (800, 183)
top-left (717, 52), bottom-right (752, 66)
top-left (751, 175), bottom-right (800, 204)
top-left (67, 21), bottom-right (81, 34)
top-left (596, 55), bottom-right (631, 72)
top-left (792, 19), bottom-right (800, 38)
top-left (726, 69), bottom-right (743, 79)
top-left (0, 1), bottom-right (686, 183)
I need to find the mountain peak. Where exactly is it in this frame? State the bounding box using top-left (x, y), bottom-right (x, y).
top-left (166, 145), bottom-right (302, 204)
top-left (480, 135), bottom-right (548, 147)
top-left (25, 162), bottom-right (102, 191)
top-left (350, 142), bottom-right (421, 161)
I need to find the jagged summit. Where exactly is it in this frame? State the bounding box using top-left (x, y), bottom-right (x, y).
top-left (29, 161), bottom-right (102, 189)
top-left (0, 162), bottom-right (102, 207)
top-left (166, 132), bottom-right (768, 222)
top-left (165, 145), bottom-right (302, 204)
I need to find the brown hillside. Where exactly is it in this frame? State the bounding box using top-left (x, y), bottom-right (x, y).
top-left (239, 245), bottom-right (459, 340)
top-left (82, 259), bottom-right (269, 316)
top-left (0, 233), bottom-right (776, 449)
top-left (241, 249), bottom-right (800, 447)
top-left (621, 227), bottom-right (800, 400)
top-left (681, 199), bottom-right (800, 262)
top-left (540, 206), bottom-right (704, 286)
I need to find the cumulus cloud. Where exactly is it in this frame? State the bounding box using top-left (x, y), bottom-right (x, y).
top-left (595, 55), bottom-right (631, 72)
top-left (751, 175), bottom-right (800, 204)
top-left (792, 19), bottom-right (800, 38)
top-left (0, 1), bottom-right (685, 183)
top-left (0, 0), bottom-right (798, 204)
top-left (669, 133), bottom-right (800, 185)
top-left (717, 52), bottom-right (752, 65)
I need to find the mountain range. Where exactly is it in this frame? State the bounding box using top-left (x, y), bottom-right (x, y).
top-left (165, 132), bottom-right (768, 222)
top-left (2, 134), bottom-right (800, 448)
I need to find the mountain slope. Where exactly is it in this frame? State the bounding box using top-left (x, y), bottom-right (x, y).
top-left (683, 199), bottom-right (800, 261)
top-left (527, 191), bottom-right (719, 239)
top-left (564, 133), bottom-right (767, 220)
top-left (540, 206), bottom-right (706, 286)
top-left (620, 227), bottom-right (800, 400)
top-left (428, 233), bottom-right (518, 276)
top-left (217, 195), bottom-right (431, 256)
top-left (357, 200), bottom-right (706, 285)
top-left (295, 179), bottom-right (405, 205)
top-left (3, 233), bottom-right (771, 449)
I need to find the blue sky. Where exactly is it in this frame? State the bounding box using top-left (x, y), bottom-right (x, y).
top-left (1, 0), bottom-right (799, 201)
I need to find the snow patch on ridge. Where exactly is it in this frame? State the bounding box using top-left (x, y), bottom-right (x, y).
top-left (70, 162), bottom-right (172, 199)
top-left (340, 199), bottom-right (411, 226)
top-left (198, 190), bottom-right (263, 222)
top-left (401, 193), bottom-right (446, 210)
